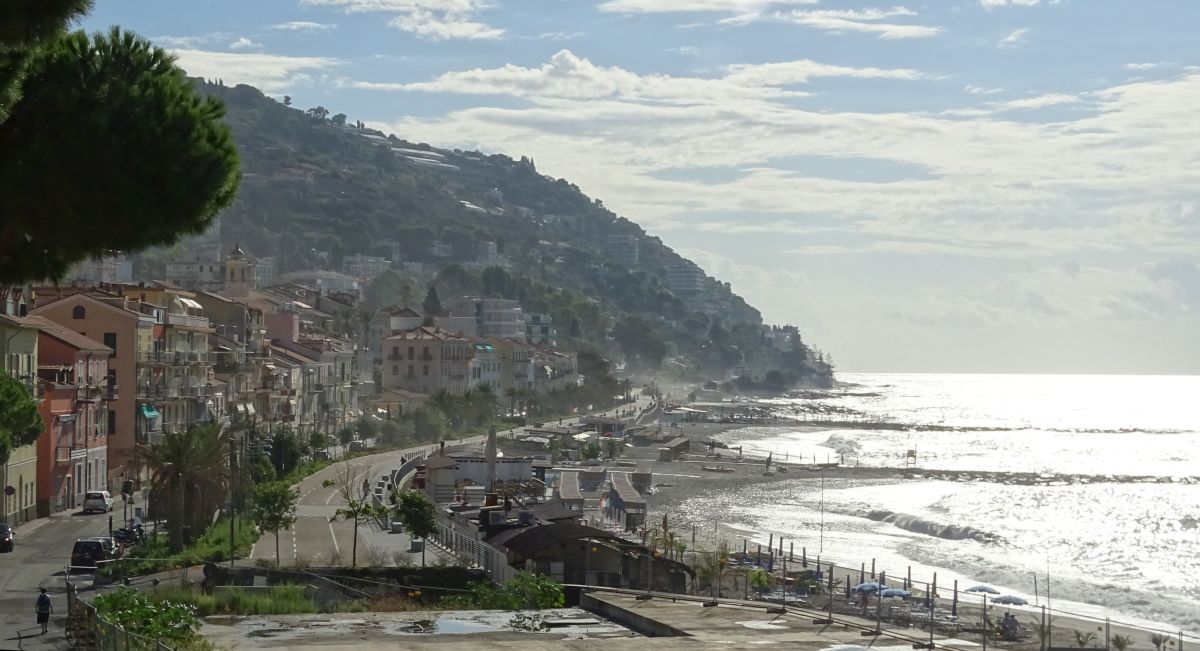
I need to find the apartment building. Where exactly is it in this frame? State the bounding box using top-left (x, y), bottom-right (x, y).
top-left (445, 297), bottom-right (525, 340)
top-left (0, 314), bottom-right (40, 525)
top-left (31, 319), bottom-right (113, 514)
top-left (381, 326), bottom-right (473, 395)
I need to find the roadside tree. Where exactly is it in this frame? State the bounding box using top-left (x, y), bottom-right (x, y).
top-left (248, 481), bottom-right (299, 567)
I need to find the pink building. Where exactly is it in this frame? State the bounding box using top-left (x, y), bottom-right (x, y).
top-left (27, 317), bottom-right (113, 513)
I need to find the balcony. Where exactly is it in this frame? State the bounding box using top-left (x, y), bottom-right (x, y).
top-left (103, 384), bottom-right (119, 401)
top-left (165, 312), bottom-right (210, 330)
top-left (214, 354), bottom-right (256, 374)
top-left (76, 385), bottom-right (101, 403)
top-left (137, 350), bottom-right (208, 366)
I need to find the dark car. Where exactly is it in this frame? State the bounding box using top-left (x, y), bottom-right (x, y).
top-left (0, 524), bottom-right (13, 552)
top-left (70, 538), bottom-right (112, 568)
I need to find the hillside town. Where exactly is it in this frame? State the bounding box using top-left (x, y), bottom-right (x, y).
top-left (0, 240), bottom-right (585, 527)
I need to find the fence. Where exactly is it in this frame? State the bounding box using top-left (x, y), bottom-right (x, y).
top-left (688, 540), bottom-right (1197, 651)
top-left (65, 581), bottom-right (175, 651)
top-left (432, 516), bottom-right (517, 584)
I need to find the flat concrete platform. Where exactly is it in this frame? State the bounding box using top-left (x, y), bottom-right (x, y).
top-left (200, 593), bottom-right (989, 650)
top-left (584, 591), bottom-right (984, 650)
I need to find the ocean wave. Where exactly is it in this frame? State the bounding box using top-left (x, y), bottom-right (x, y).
top-left (832, 505), bottom-right (1005, 544)
top-left (821, 433), bottom-right (862, 456)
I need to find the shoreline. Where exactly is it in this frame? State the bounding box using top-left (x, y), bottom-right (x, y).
top-left (617, 422), bottom-right (1198, 641)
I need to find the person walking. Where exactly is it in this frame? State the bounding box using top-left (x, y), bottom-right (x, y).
top-left (35, 588), bottom-right (52, 634)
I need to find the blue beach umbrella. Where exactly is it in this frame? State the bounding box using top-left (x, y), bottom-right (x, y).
top-left (853, 582), bottom-right (885, 593)
top-left (965, 585), bottom-right (1001, 594)
top-left (880, 588), bottom-right (912, 599)
top-left (992, 595), bottom-right (1028, 606)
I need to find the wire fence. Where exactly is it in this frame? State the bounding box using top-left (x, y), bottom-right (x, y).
top-left (65, 581), bottom-right (175, 651)
top-left (687, 543), bottom-right (1197, 651)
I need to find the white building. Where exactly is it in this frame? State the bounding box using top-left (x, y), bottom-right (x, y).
top-left (64, 254), bottom-right (134, 285)
top-left (524, 312), bottom-right (556, 346)
top-left (280, 270), bottom-right (361, 297)
top-left (607, 234), bottom-right (639, 269)
top-left (469, 340), bottom-right (504, 391)
top-left (667, 263), bottom-right (706, 297)
top-left (446, 297), bottom-right (525, 340)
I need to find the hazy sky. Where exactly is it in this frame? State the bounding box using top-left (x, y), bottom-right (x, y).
top-left (81, 1), bottom-right (1200, 374)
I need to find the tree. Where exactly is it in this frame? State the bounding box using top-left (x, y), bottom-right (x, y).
top-left (142, 424), bottom-right (229, 552)
top-left (0, 0), bottom-right (93, 125)
top-left (338, 426), bottom-right (355, 446)
top-left (422, 286), bottom-right (443, 316)
top-left (391, 489), bottom-right (439, 566)
top-left (0, 26), bottom-right (240, 283)
top-left (327, 464), bottom-right (385, 567)
top-left (331, 112), bottom-right (347, 126)
top-left (1112, 635), bottom-right (1132, 651)
top-left (364, 269), bottom-right (420, 309)
top-left (1073, 630), bottom-right (1098, 648)
top-left (308, 430), bottom-right (327, 455)
top-left (93, 588), bottom-right (203, 649)
top-left (355, 415), bottom-right (379, 441)
top-left (248, 481), bottom-right (299, 567)
top-left (282, 94), bottom-right (292, 106)
top-left (270, 428), bottom-right (302, 476)
top-left (0, 374), bottom-right (43, 466)
top-left (305, 105), bottom-right (329, 121)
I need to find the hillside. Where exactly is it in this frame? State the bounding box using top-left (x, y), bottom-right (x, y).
top-left (180, 80), bottom-right (833, 386)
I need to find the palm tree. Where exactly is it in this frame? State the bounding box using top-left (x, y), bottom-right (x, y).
top-left (143, 424), bottom-right (230, 553)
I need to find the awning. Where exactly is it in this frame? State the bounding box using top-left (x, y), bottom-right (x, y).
top-left (234, 403), bottom-right (247, 415)
top-left (139, 404), bottom-right (160, 419)
top-left (245, 403), bottom-right (256, 416)
top-left (572, 432), bottom-right (593, 441)
top-left (177, 297), bottom-right (203, 310)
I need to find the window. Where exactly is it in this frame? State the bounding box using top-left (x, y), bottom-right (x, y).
top-left (392, 364), bottom-right (398, 376)
top-left (107, 410), bottom-right (116, 437)
top-left (408, 346), bottom-right (414, 359)
top-left (422, 365), bottom-right (429, 376)
top-left (72, 305), bottom-right (86, 319)
top-left (103, 332), bottom-right (117, 356)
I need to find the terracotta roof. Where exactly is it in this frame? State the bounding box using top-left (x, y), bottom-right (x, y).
top-left (487, 523), bottom-right (618, 557)
top-left (383, 326), bottom-right (464, 341)
top-left (20, 316), bottom-right (111, 353)
top-left (388, 306), bottom-right (422, 317)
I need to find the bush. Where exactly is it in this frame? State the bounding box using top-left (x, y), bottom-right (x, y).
top-left (150, 584), bottom-right (319, 616)
top-left (93, 588), bottom-right (208, 649)
top-left (440, 571), bottom-right (564, 610)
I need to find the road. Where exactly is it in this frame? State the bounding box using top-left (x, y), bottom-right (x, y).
top-left (0, 508), bottom-right (120, 650)
top-left (249, 399), bottom-right (650, 569)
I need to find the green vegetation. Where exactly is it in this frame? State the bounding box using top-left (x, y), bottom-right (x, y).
top-left (441, 571), bottom-right (565, 610)
top-left (93, 587), bottom-right (209, 650)
top-left (247, 481), bottom-right (300, 567)
top-left (390, 489), bottom-right (439, 566)
top-left (0, 373), bottom-right (42, 466)
top-left (114, 514), bottom-right (258, 575)
top-left (0, 6), bottom-right (239, 283)
top-left (150, 584), bottom-right (324, 616)
top-left (142, 424), bottom-right (229, 552)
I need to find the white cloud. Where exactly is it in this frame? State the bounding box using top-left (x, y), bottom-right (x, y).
top-left (723, 7), bottom-right (942, 39)
top-left (998, 27), bottom-right (1028, 48)
top-left (999, 92), bottom-right (1078, 109)
top-left (271, 21), bottom-right (338, 32)
top-left (168, 49), bottom-right (340, 92)
top-left (964, 84), bottom-right (1004, 95)
top-left (599, 0), bottom-right (816, 13)
top-left (300, 0), bottom-right (503, 40)
top-left (228, 37), bottom-right (263, 51)
top-left (669, 45), bottom-right (702, 57)
top-left (154, 32), bottom-right (231, 48)
top-left (343, 50), bottom-right (925, 104)
top-left (980, 0), bottom-right (1041, 7)
top-left (1123, 61), bottom-right (1170, 71)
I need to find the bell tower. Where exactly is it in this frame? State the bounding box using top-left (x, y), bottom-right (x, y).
top-left (223, 242), bottom-right (252, 297)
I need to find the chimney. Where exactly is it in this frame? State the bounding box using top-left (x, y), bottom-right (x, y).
top-left (486, 424), bottom-right (497, 493)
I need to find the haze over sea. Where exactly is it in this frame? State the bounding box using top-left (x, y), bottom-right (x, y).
top-left (686, 373), bottom-right (1200, 632)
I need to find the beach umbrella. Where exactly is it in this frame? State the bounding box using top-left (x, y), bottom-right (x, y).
top-left (880, 588), bottom-right (912, 599)
top-left (965, 585), bottom-right (1001, 594)
top-left (991, 595), bottom-right (1027, 605)
top-left (853, 582), bottom-right (884, 593)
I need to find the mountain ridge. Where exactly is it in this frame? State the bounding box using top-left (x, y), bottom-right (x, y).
top-left (182, 80), bottom-right (832, 387)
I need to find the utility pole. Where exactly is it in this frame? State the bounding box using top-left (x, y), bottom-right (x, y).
top-left (229, 434), bottom-right (237, 568)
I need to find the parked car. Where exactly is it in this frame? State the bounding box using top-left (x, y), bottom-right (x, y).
top-left (349, 441), bottom-right (366, 452)
top-left (82, 490), bottom-right (114, 514)
top-left (0, 523), bottom-right (13, 552)
top-left (70, 537), bottom-right (114, 568)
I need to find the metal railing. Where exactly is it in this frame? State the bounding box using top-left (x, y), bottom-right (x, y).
top-left (65, 581), bottom-right (175, 651)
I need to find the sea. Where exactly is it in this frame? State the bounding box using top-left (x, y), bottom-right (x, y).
top-left (675, 373), bottom-right (1200, 633)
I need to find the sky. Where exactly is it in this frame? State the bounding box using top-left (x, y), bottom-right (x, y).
top-left (79, 1), bottom-right (1200, 375)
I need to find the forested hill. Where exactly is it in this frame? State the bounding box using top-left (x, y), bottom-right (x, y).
top-left (194, 80), bottom-right (833, 387)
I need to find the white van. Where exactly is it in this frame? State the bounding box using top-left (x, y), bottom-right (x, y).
top-left (82, 491), bottom-right (114, 514)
